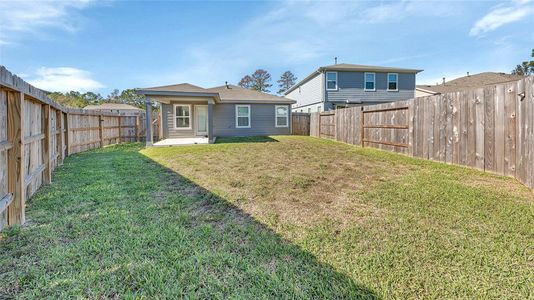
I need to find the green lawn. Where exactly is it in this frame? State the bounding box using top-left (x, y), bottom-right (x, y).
top-left (1, 136), bottom-right (533, 299)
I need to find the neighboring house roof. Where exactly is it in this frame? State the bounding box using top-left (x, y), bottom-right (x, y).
top-left (416, 72), bottom-right (524, 94)
top-left (285, 63), bottom-right (423, 95)
top-left (84, 103), bottom-right (143, 111)
top-left (137, 83), bottom-right (295, 104)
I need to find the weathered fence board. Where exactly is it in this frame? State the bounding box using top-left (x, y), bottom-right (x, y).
top-left (0, 66), bottom-right (157, 230)
top-left (307, 76), bottom-right (534, 191)
top-left (291, 113), bottom-right (310, 136)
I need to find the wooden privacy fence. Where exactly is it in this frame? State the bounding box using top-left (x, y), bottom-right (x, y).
top-left (309, 76), bottom-right (534, 190)
top-left (291, 112), bottom-right (311, 135)
top-left (0, 66), bottom-right (157, 230)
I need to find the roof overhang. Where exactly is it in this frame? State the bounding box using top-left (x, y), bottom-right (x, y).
top-left (220, 99), bottom-right (296, 104)
top-left (319, 66), bottom-right (424, 73)
top-left (415, 87), bottom-right (440, 95)
top-left (136, 89), bottom-right (221, 102)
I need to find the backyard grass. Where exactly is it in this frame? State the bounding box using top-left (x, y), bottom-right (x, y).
top-left (1, 136), bottom-right (533, 299)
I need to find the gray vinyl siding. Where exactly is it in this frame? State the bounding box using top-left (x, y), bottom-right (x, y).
top-left (286, 73), bottom-right (323, 109)
top-left (213, 103), bottom-right (291, 137)
top-left (161, 102), bottom-right (208, 139)
top-left (326, 72), bottom-right (415, 106)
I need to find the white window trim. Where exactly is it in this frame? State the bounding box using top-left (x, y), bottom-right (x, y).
top-left (387, 73), bottom-right (399, 92)
top-left (364, 72), bottom-right (376, 92)
top-left (235, 104), bottom-right (251, 128)
top-left (173, 104), bottom-right (192, 130)
top-left (326, 71), bottom-right (338, 91)
top-left (275, 105), bottom-right (289, 128)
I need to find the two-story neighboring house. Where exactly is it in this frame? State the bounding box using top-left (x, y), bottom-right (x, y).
top-left (285, 63), bottom-right (423, 112)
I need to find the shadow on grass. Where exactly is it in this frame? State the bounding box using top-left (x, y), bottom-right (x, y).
top-left (215, 136), bottom-right (279, 144)
top-left (0, 143), bottom-right (379, 299)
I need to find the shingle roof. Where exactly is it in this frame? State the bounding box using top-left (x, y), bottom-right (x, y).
top-left (206, 84), bottom-right (294, 103)
top-left (138, 83), bottom-right (295, 104)
top-left (417, 72), bottom-right (524, 94)
top-left (140, 83), bottom-right (207, 93)
top-left (284, 63), bottom-right (423, 95)
top-left (84, 103), bottom-right (143, 110)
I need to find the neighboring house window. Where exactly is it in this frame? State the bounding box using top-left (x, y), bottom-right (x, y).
top-left (317, 105), bottom-right (322, 112)
top-left (275, 105), bottom-right (289, 127)
top-left (235, 105), bottom-right (251, 128)
top-left (326, 72), bottom-right (337, 90)
top-left (307, 107), bottom-right (311, 113)
top-left (174, 104), bottom-right (191, 129)
top-left (365, 72), bottom-right (376, 91)
top-left (388, 73), bottom-right (398, 91)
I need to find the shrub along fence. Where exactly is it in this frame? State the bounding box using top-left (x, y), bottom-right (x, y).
top-left (0, 66), bottom-right (155, 230)
top-left (306, 76), bottom-right (534, 190)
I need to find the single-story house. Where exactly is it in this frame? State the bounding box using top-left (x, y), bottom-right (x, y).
top-left (136, 83), bottom-right (296, 146)
top-left (84, 103), bottom-right (144, 114)
top-left (416, 72), bottom-right (524, 97)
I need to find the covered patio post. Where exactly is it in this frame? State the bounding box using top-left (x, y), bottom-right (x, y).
top-left (144, 96), bottom-right (153, 146)
top-left (208, 100), bottom-right (214, 143)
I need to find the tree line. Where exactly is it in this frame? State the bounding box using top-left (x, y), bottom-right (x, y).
top-left (238, 69), bottom-right (297, 94)
top-left (47, 88), bottom-right (147, 109)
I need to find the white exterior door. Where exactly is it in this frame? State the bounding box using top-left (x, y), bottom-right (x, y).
top-left (195, 105), bottom-right (208, 136)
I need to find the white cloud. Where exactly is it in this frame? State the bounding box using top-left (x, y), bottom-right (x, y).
top-left (360, 1), bottom-right (461, 24)
top-left (27, 67), bottom-right (104, 92)
top-left (0, 0), bottom-right (93, 43)
top-left (143, 1), bottom-right (463, 89)
top-left (469, 0), bottom-right (534, 36)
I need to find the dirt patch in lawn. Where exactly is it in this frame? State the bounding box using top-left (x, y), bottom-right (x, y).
top-left (145, 137), bottom-right (410, 229)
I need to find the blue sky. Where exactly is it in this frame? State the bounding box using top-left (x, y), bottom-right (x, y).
top-left (0, 0), bottom-right (533, 95)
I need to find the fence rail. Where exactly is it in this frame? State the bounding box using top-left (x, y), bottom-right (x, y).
top-left (305, 76), bottom-right (534, 190)
top-left (0, 66), bottom-right (158, 230)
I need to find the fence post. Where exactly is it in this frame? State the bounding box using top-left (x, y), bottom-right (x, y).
top-left (118, 115), bottom-right (122, 144)
top-left (42, 104), bottom-right (52, 184)
top-left (360, 107), bottom-right (365, 147)
top-left (65, 113), bottom-right (70, 156)
top-left (7, 91), bottom-right (25, 225)
top-left (58, 111), bottom-right (65, 165)
top-left (135, 115), bottom-right (140, 142)
top-left (99, 114), bottom-right (104, 148)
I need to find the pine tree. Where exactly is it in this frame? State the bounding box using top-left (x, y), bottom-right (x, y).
top-left (277, 71), bottom-right (297, 94)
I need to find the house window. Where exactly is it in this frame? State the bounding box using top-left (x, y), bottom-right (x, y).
top-left (388, 73), bottom-right (398, 91)
top-left (275, 105), bottom-right (289, 127)
top-left (365, 72), bottom-right (375, 91)
top-left (326, 72), bottom-right (337, 90)
top-left (307, 107), bottom-right (311, 113)
top-left (235, 105), bottom-right (250, 128)
top-left (174, 104), bottom-right (191, 129)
